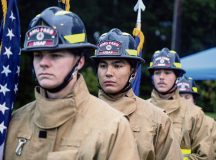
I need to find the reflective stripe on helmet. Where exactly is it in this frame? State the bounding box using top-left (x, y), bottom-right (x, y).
top-left (177, 75), bottom-right (199, 95)
top-left (192, 87), bottom-right (198, 93)
top-left (148, 48), bottom-right (185, 77)
top-left (174, 62), bottom-right (182, 68)
top-left (64, 33), bottom-right (86, 44)
top-left (170, 50), bottom-right (177, 54)
top-left (122, 32), bottom-right (130, 35)
top-left (150, 62), bottom-right (153, 67)
top-left (55, 10), bottom-right (71, 16)
top-left (126, 49), bottom-right (138, 56)
top-left (154, 50), bottom-right (160, 54)
top-left (22, 7), bottom-right (96, 52)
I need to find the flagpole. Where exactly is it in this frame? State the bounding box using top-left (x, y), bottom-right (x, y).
top-left (134, 0), bottom-right (145, 30)
top-left (132, 0), bottom-right (145, 96)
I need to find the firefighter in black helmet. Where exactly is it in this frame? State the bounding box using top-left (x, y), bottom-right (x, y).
top-left (22, 6), bottom-right (96, 93)
top-left (148, 48), bottom-right (214, 159)
top-left (177, 75), bottom-right (216, 159)
top-left (4, 7), bottom-right (140, 160)
top-left (91, 29), bottom-right (182, 159)
top-left (176, 75), bottom-right (199, 103)
top-left (148, 48), bottom-right (185, 95)
top-left (91, 28), bottom-right (145, 94)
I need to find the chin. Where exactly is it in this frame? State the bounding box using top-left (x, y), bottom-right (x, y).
top-left (39, 83), bottom-right (58, 89)
top-left (103, 88), bottom-right (117, 94)
top-left (157, 88), bottom-right (169, 93)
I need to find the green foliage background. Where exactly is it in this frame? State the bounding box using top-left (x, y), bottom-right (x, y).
top-left (13, 0), bottom-right (216, 114)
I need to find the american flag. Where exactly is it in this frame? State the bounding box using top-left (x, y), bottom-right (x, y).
top-left (0, 0), bottom-right (20, 158)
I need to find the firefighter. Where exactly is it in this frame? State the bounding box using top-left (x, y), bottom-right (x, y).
top-left (91, 28), bottom-right (182, 160)
top-left (4, 7), bottom-right (140, 160)
top-left (176, 75), bottom-right (199, 104)
top-left (148, 48), bottom-right (213, 159)
top-left (177, 75), bottom-right (216, 159)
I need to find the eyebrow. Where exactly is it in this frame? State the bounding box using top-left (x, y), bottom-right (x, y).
top-left (99, 60), bottom-right (127, 64)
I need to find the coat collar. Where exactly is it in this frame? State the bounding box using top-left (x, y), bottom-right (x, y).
top-left (98, 89), bottom-right (137, 116)
top-left (150, 89), bottom-right (181, 114)
top-left (33, 74), bottom-right (90, 129)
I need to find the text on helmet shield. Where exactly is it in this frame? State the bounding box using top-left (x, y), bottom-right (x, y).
top-left (25, 26), bottom-right (58, 48)
top-left (177, 82), bottom-right (190, 91)
top-left (97, 41), bottom-right (121, 56)
top-left (28, 27), bottom-right (56, 37)
top-left (153, 56), bottom-right (171, 67)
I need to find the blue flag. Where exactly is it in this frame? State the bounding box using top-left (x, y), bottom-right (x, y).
top-left (0, 0), bottom-right (20, 158)
top-left (132, 28), bottom-right (144, 96)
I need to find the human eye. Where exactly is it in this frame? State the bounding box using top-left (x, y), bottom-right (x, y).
top-left (114, 64), bottom-right (122, 69)
top-left (113, 62), bottom-right (124, 69)
top-left (51, 53), bottom-right (63, 59)
top-left (164, 70), bottom-right (172, 75)
top-left (99, 63), bottom-right (107, 69)
top-left (154, 70), bottom-right (160, 75)
top-left (33, 52), bottom-right (42, 58)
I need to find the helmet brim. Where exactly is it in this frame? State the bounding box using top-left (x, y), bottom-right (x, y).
top-left (91, 55), bottom-right (145, 64)
top-left (148, 66), bottom-right (186, 75)
top-left (21, 43), bottom-right (97, 53)
top-left (179, 90), bottom-right (199, 96)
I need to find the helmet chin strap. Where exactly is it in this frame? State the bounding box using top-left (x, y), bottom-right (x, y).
top-left (99, 70), bottom-right (136, 97)
top-left (98, 76), bottom-right (133, 97)
top-left (41, 56), bottom-right (81, 93)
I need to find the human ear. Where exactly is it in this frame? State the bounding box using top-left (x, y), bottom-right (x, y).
top-left (129, 72), bottom-right (136, 83)
top-left (77, 56), bottom-right (85, 70)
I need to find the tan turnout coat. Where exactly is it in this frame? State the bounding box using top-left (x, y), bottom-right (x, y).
top-left (99, 89), bottom-right (182, 160)
top-left (149, 90), bottom-right (213, 160)
top-left (4, 75), bottom-right (140, 160)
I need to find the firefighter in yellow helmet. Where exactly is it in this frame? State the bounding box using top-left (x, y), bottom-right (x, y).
top-left (148, 48), bottom-right (213, 159)
top-left (177, 75), bottom-right (216, 159)
top-left (4, 7), bottom-right (140, 160)
top-left (91, 28), bottom-right (182, 159)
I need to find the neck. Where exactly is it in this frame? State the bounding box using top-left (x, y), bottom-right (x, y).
top-left (46, 75), bottom-right (78, 99)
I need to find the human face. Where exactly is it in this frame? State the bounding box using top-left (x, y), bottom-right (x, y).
top-left (180, 93), bottom-right (194, 104)
top-left (153, 69), bottom-right (177, 93)
top-left (97, 59), bottom-right (133, 94)
top-left (33, 50), bottom-right (80, 90)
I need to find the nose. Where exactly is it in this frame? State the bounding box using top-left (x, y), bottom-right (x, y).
top-left (39, 54), bottom-right (51, 67)
top-left (105, 65), bottom-right (114, 77)
top-left (159, 72), bottom-right (165, 80)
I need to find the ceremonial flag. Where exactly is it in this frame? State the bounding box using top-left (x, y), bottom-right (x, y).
top-left (132, 0), bottom-right (145, 96)
top-left (0, 0), bottom-right (20, 158)
top-left (132, 28), bottom-right (144, 96)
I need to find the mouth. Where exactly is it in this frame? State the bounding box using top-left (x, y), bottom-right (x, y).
top-left (38, 73), bottom-right (53, 77)
top-left (103, 80), bottom-right (115, 86)
top-left (157, 82), bottom-right (166, 86)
